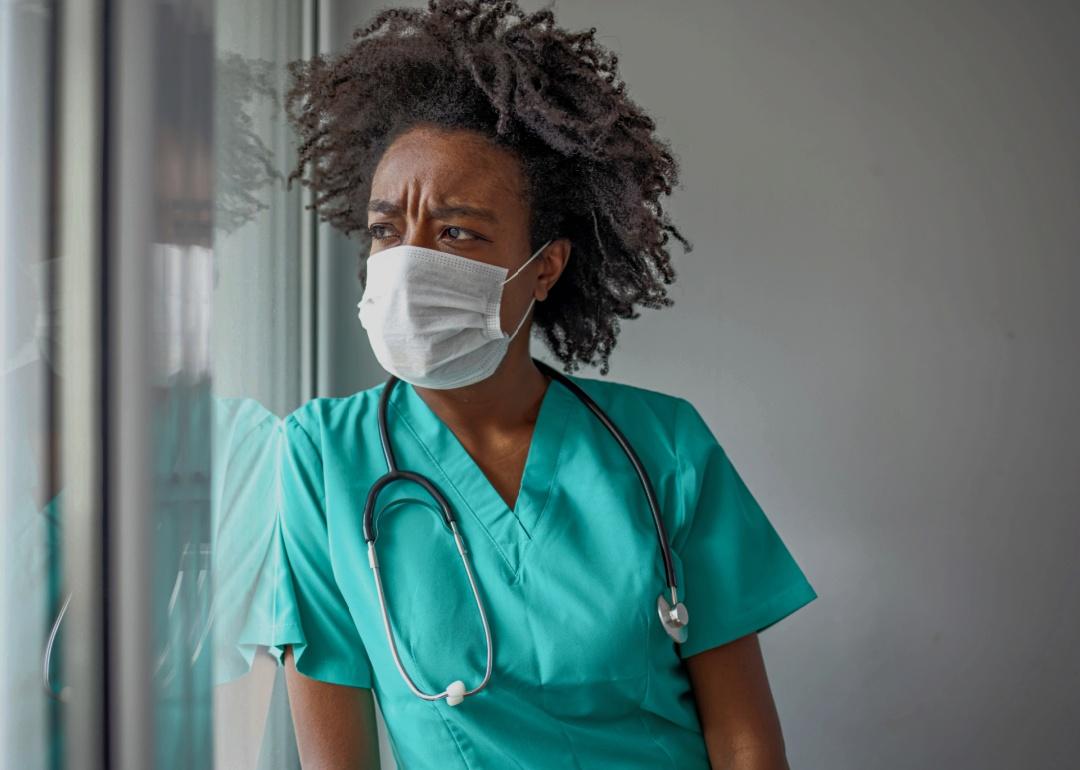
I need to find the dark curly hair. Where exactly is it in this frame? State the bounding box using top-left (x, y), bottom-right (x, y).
top-left (284, 0), bottom-right (692, 374)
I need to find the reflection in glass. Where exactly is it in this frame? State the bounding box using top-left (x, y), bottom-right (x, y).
top-left (210, 1), bottom-right (308, 768)
top-left (2, 0), bottom-right (64, 767)
top-left (3, 1), bottom-right (310, 766)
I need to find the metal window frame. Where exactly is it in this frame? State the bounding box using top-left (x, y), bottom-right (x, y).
top-left (300, 0), bottom-right (322, 401)
top-left (56, 0), bottom-right (110, 767)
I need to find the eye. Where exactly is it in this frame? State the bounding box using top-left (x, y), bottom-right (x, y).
top-left (366, 223), bottom-right (396, 241)
top-left (442, 226), bottom-right (479, 242)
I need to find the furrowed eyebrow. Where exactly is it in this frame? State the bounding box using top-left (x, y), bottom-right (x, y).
top-left (431, 204), bottom-right (498, 223)
top-left (367, 198), bottom-right (499, 224)
top-left (367, 199), bottom-right (403, 216)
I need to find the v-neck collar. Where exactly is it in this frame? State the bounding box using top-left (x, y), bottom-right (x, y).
top-left (384, 375), bottom-right (573, 574)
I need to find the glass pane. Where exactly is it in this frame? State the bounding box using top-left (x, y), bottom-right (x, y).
top-left (1, 1), bottom-right (64, 767)
top-left (211, 1), bottom-right (306, 768)
top-left (4, 2), bottom-right (311, 766)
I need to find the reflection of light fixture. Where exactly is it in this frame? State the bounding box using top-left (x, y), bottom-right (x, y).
top-left (150, 242), bottom-right (215, 384)
top-left (154, 543), bottom-right (215, 689)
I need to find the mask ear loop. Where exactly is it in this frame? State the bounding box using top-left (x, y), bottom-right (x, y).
top-left (506, 297), bottom-right (536, 341)
top-left (501, 239), bottom-right (552, 286)
top-left (501, 238), bottom-right (552, 339)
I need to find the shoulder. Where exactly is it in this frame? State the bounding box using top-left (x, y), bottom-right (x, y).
top-left (558, 370), bottom-right (718, 459)
top-left (212, 396), bottom-right (279, 447)
top-left (282, 382), bottom-right (389, 451)
top-left (558, 370), bottom-right (710, 430)
top-left (560, 371), bottom-right (686, 419)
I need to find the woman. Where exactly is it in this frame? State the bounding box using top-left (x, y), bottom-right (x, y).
top-left (270, 2), bottom-right (817, 767)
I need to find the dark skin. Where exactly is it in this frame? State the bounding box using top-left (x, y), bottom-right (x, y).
top-left (284, 125), bottom-right (791, 769)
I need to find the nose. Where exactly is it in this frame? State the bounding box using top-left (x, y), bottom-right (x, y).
top-left (403, 237), bottom-right (437, 250)
top-left (368, 219), bottom-right (440, 256)
top-left (400, 217), bottom-right (439, 251)
top-left (403, 226), bottom-right (440, 250)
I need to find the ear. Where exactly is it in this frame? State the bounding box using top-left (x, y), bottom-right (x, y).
top-left (535, 237), bottom-right (572, 301)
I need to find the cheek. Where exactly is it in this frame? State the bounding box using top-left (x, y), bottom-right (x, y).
top-left (498, 273), bottom-right (538, 332)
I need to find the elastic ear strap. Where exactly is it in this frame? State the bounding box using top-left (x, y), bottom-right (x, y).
top-left (502, 239), bottom-right (552, 285)
top-left (507, 296), bottom-right (536, 341)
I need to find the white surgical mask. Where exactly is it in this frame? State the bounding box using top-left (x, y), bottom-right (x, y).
top-left (24, 257), bottom-right (64, 376)
top-left (357, 239), bottom-right (551, 389)
top-left (20, 245), bottom-right (214, 385)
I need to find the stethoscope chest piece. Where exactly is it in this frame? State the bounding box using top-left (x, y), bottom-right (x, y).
top-left (657, 593), bottom-right (689, 644)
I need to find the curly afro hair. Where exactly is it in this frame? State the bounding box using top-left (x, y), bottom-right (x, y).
top-left (284, 0), bottom-right (692, 374)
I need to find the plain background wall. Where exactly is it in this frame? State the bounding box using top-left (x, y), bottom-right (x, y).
top-left (318, 1), bottom-right (1080, 767)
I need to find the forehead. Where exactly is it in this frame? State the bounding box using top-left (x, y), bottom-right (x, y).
top-left (370, 126), bottom-right (527, 207)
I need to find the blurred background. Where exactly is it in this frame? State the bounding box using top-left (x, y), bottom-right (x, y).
top-left (1, 0), bottom-right (1078, 768)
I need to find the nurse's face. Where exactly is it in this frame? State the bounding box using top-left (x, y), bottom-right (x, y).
top-left (366, 124), bottom-right (560, 335)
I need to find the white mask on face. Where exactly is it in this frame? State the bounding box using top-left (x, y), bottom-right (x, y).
top-left (22, 246), bottom-right (215, 385)
top-left (25, 257), bottom-right (64, 376)
top-left (357, 239), bottom-right (551, 389)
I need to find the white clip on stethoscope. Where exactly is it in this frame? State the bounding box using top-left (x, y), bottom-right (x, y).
top-left (362, 358), bottom-right (689, 707)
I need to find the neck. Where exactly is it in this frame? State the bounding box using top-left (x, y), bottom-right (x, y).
top-left (411, 342), bottom-right (548, 433)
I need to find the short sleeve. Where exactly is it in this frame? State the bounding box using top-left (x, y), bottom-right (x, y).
top-left (270, 411), bottom-right (374, 688)
top-left (672, 399), bottom-right (818, 658)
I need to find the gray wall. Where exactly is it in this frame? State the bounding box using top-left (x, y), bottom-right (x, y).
top-left (322, 2), bottom-right (1080, 767)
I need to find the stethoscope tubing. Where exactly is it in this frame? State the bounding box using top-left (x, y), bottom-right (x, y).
top-left (360, 358), bottom-right (687, 704)
top-left (364, 357), bottom-right (679, 598)
top-left (362, 376), bottom-right (496, 702)
top-left (531, 359), bottom-right (680, 600)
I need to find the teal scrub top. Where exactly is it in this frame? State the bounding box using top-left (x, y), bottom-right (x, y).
top-left (267, 373), bottom-right (817, 769)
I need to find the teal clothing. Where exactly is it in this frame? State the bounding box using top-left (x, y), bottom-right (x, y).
top-left (269, 374), bottom-right (817, 769)
top-left (210, 396), bottom-right (288, 685)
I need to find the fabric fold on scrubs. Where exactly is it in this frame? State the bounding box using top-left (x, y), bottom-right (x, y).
top-left (210, 397), bottom-right (286, 685)
top-left (267, 413), bottom-right (375, 688)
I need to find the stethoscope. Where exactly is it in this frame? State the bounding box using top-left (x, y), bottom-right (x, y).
top-left (362, 357), bottom-right (689, 707)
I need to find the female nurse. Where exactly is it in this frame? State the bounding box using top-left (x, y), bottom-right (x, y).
top-left (269, 2), bottom-right (818, 767)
